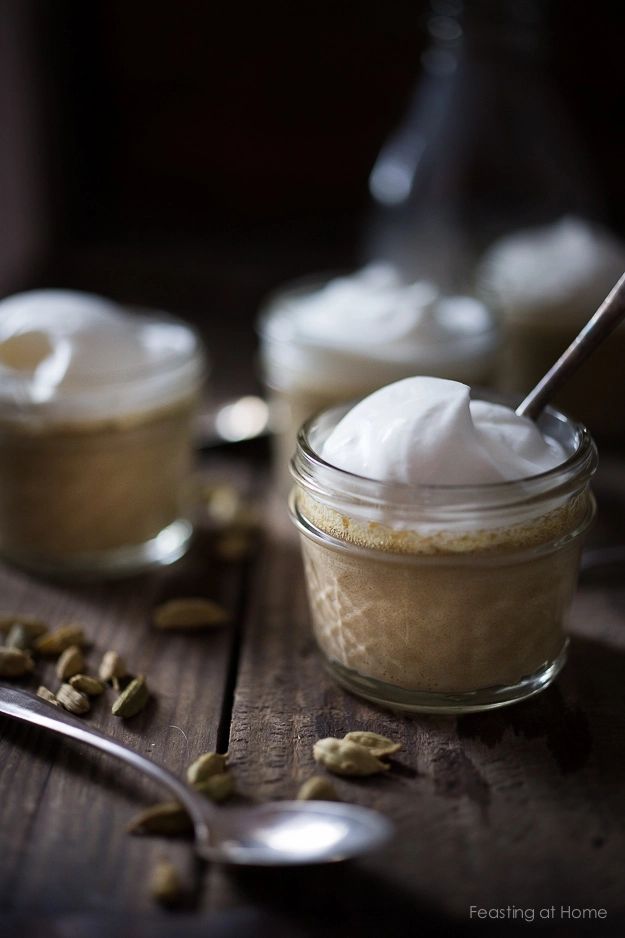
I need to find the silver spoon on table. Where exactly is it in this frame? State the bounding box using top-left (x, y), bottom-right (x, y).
top-left (0, 685), bottom-right (392, 866)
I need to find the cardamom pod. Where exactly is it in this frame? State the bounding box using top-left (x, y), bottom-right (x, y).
top-left (69, 674), bottom-right (105, 696)
top-left (0, 613), bottom-right (47, 637)
top-left (149, 857), bottom-right (184, 906)
top-left (112, 675), bottom-right (149, 718)
top-left (186, 751), bottom-right (227, 785)
top-left (56, 645), bottom-right (85, 680)
top-left (193, 772), bottom-right (234, 803)
top-left (296, 776), bottom-right (341, 801)
top-left (57, 683), bottom-right (90, 714)
top-left (343, 731), bottom-right (401, 758)
top-left (127, 801), bottom-right (193, 836)
top-left (98, 650), bottom-right (127, 683)
top-left (37, 686), bottom-right (59, 706)
top-left (216, 532), bottom-right (253, 561)
top-left (0, 647), bottom-right (34, 678)
top-left (5, 624), bottom-right (33, 651)
top-left (153, 598), bottom-right (229, 630)
top-left (35, 625), bottom-right (84, 657)
top-left (312, 738), bottom-right (389, 777)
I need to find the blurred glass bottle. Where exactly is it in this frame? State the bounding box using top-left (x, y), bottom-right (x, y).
top-left (365, 0), bottom-right (600, 289)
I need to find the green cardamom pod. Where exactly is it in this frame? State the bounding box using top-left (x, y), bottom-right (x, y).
top-left (312, 738), bottom-right (389, 777)
top-left (296, 776), bottom-right (341, 801)
top-left (186, 751), bottom-right (227, 785)
top-left (56, 645), bottom-right (85, 681)
top-left (5, 624), bottom-right (32, 651)
top-left (0, 614), bottom-right (47, 637)
top-left (69, 674), bottom-right (105, 696)
top-left (193, 772), bottom-right (234, 803)
top-left (112, 675), bottom-right (149, 718)
top-left (98, 650), bottom-right (127, 683)
top-left (35, 625), bottom-right (84, 657)
top-left (0, 647), bottom-right (34, 678)
top-left (343, 731), bottom-right (401, 758)
top-left (149, 857), bottom-right (184, 906)
top-left (57, 683), bottom-right (90, 715)
top-left (37, 686), bottom-right (60, 706)
top-left (153, 598), bottom-right (229, 630)
top-left (127, 801), bottom-right (193, 836)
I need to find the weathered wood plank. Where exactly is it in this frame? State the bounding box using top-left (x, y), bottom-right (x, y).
top-left (0, 464), bottom-right (255, 916)
top-left (212, 510), bottom-right (625, 931)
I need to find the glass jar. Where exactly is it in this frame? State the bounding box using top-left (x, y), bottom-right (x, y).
top-left (0, 302), bottom-right (206, 578)
top-left (289, 399), bottom-right (597, 713)
top-left (259, 272), bottom-right (499, 491)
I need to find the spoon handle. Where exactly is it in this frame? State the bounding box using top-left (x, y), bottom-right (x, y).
top-left (0, 684), bottom-right (211, 844)
top-left (516, 270), bottom-right (625, 420)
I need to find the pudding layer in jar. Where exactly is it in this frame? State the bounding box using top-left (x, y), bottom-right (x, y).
top-left (0, 290), bottom-right (205, 576)
top-left (290, 378), bottom-right (597, 712)
top-left (259, 264), bottom-right (499, 489)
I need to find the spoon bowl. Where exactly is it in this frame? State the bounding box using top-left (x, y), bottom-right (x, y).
top-left (0, 685), bottom-right (393, 866)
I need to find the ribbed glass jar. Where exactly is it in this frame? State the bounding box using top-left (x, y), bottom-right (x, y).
top-left (290, 399), bottom-right (597, 713)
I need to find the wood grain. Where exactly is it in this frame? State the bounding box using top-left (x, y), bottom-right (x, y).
top-left (212, 522), bottom-right (625, 931)
top-left (1, 458), bottom-right (624, 937)
top-left (0, 464), bottom-right (255, 917)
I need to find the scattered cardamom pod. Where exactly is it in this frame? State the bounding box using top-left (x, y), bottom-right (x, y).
top-left (35, 625), bottom-right (84, 657)
top-left (202, 483), bottom-right (242, 525)
top-left (216, 532), bottom-right (253, 561)
top-left (69, 674), bottom-right (105, 696)
top-left (343, 731), bottom-right (401, 758)
top-left (112, 675), bottom-right (149, 718)
top-left (98, 650), bottom-right (127, 683)
top-left (194, 772), bottom-right (234, 803)
top-left (37, 686), bottom-right (59, 706)
top-left (297, 776), bottom-right (341, 801)
top-left (5, 624), bottom-right (33, 651)
top-left (56, 645), bottom-right (85, 680)
top-left (149, 857), bottom-right (184, 906)
top-left (0, 647), bottom-right (34, 678)
top-left (186, 751), bottom-right (227, 785)
top-left (153, 597), bottom-right (229, 630)
top-left (57, 683), bottom-right (90, 714)
top-left (127, 801), bottom-right (193, 836)
top-left (312, 738), bottom-right (389, 777)
top-left (0, 613), bottom-right (47, 637)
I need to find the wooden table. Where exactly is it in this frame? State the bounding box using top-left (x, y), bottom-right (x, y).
top-left (1, 446), bottom-right (624, 938)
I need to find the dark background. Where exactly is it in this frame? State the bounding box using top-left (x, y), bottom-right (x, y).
top-left (1, 0), bottom-right (625, 398)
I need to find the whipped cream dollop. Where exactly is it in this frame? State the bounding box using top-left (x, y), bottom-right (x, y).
top-left (321, 377), bottom-right (565, 486)
top-left (477, 216), bottom-right (625, 322)
top-left (0, 290), bottom-right (203, 422)
top-left (261, 263), bottom-right (498, 391)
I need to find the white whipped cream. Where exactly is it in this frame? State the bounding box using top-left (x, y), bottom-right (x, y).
top-left (321, 377), bottom-right (565, 486)
top-left (261, 263), bottom-right (498, 391)
top-left (0, 290), bottom-right (203, 423)
top-left (478, 216), bottom-right (625, 323)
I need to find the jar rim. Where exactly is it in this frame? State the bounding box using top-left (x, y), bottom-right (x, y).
top-left (0, 306), bottom-right (207, 424)
top-left (290, 393), bottom-right (597, 513)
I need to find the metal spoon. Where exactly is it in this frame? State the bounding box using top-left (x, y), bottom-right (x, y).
top-left (0, 685), bottom-right (392, 866)
top-left (516, 271), bottom-right (625, 420)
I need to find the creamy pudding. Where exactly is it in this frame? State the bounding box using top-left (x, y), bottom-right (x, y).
top-left (259, 264), bottom-right (499, 488)
top-left (478, 216), bottom-right (625, 439)
top-left (0, 290), bottom-right (205, 576)
top-left (290, 377), bottom-right (597, 712)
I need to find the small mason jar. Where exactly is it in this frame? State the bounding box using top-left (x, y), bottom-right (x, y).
top-left (258, 272), bottom-right (500, 490)
top-left (289, 400), bottom-right (597, 713)
top-left (0, 302), bottom-right (205, 578)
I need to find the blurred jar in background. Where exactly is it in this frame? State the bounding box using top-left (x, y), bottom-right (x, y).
top-left (0, 290), bottom-right (205, 577)
top-left (366, 0), bottom-right (600, 290)
top-left (258, 263), bottom-right (499, 488)
top-left (477, 217), bottom-right (625, 440)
